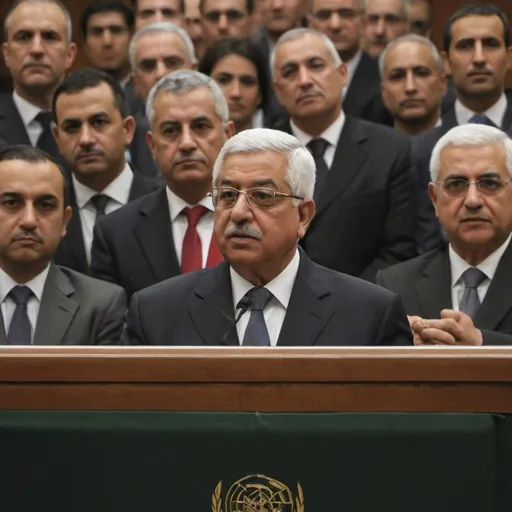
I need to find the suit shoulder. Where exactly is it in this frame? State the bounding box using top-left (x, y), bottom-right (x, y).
top-left (378, 250), bottom-right (439, 283)
top-left (354, 118), bottom-right (410, 147)
top-left (55, 266), bottom-right (125, 297)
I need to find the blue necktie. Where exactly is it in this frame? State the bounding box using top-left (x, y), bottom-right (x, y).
top-left (7, 286), bottom-right (33, 345)
top-left (459, 268), bottom-right (487, 319)
top-left (468, 114), bottom-right (498, 128)
top-left (241, 287), bottom-right (273, 346)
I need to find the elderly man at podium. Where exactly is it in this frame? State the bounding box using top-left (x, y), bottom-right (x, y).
top-left (123, 128), bottom-right (413, 346)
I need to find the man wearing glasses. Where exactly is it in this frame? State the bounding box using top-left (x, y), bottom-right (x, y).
top-left (90, 70), bottom-right (234, 299)
top-left (123, 127), bottom-right (413, 346)
top-left (377, 124), bottom-right (512, 345)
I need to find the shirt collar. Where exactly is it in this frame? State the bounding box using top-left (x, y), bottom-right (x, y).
top-left (449, 233), bottom-right (512, 287)
top-left (230, 248), bottom-right (300, 312)
top-left (12, 91), bottom-right (43, 127)
top-left (454, 93), bottom-right (507, 127)
top-left (0, 264), bottom-right (50, 303)
top-left (290, 111), bottom-right (345, 147)
top-left (72, 164), bottom-right (134, 209)
top-left (165, 186), bottom-right (214, 222)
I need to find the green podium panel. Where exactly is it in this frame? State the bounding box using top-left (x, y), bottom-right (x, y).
top-left (0, 412), bottom-right (505, 511)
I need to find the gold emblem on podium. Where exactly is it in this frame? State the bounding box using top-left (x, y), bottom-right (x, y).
top-left (211, 474), bottom-right (304, 511)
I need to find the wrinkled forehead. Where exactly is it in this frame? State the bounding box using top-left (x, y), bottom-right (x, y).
top-left (135, 32), bottom-right (189, 60)
top-left (365, 0), bottom-right (404, 15)
top-left (439, 143), bottom-right (508, 178)
top-left (6, 2), bottom-right (68, 38)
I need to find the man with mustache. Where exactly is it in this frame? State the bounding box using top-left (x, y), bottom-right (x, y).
top-left (412, 3), bottom-right (512, 253)
top-left (123, 128), bottom-right (413, 346)
top-left (271, 28), bottom-right (416, 282)
top-left (90, 70), bottom-right (235, 298)
top-left (377, 125), bottom-right (512, 345)
top-left (0, 145), bottom-right (126, 345)
top-left (0, 0), bottom-right (77, 164)
top-left (51, 68), bottom-right (160, 275)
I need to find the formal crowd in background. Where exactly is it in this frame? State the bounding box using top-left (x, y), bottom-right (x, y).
top-left (0, 0), bottom-right (512, 347)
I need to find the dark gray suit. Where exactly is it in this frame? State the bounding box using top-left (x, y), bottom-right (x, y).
top-left (0, 265), bottom-right (126, 345)
top-left (376, 241), bottom-right (512, 345)
top-left (123, 250), bottom-right (413, 346)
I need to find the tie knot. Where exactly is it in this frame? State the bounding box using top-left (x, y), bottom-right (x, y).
top-left (307, 138), bottom-right (329, 158)
top-left (35, 111), bottom-right (53, 127)
top-left (182, 205), bottom-right (208, 227)
top-left (468, 114), bottom-right (496, 127)
top-left (461, 267), bottom-right (487, 288)
top-left (90, 194), bottom-right (110, 216)
top-left (9, 285), bottom-right (32, 306)
top-left (245, 287), bottom-right (273, 311)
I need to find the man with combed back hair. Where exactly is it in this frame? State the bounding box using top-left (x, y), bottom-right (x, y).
top-left (377, 125), bottom-right (512, 346)
top-left (123, 128), bottom-right (413, 346)
top-left (90, 70), bottom-right (235, 298)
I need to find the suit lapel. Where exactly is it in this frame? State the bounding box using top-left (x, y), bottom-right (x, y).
top-left (133, 188), bottom-right (180, 282)
top-left (417, 247), bottom-right (452, 319)
top-left (0, 94), bottom-right (31, 145)
top-left (128, 171), bottom-right (160, 201)
top-left (501, 98), bottom-right (512, 131)
top-left (189, 263), bottom-right (239, 346)
top-left (33, 265), bottom-right (79, 345)
top-left (314, 116), bottom-right (369, 216)
top-left (0, 310), bottom-right (6, 345)
top-left (474, 240), bottom-right (512, 329)
top-left (440, 108), bottom-right (458, 132)
top-left (343, 53), bottom-right (379, 115)
top-left (277, 251), bottom-right (335, 346)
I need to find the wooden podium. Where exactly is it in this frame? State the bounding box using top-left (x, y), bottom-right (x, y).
top-left (0, 346), bottom-right (511, 412)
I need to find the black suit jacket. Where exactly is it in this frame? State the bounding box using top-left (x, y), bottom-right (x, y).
top-left (123, 250), bottom-right (413, 346)
top-left (376, 241), bottom-right (512, 344)
top-left (90, 187), bottom-right (180, 298)
top-left (129, 112), bottom-right (161, 178)
top-left (274, 115), bottom-right (417, 281)
top-left (413, 97), bottom-right (512, 253)
top-left (53, 171), bottom-right (161, 274)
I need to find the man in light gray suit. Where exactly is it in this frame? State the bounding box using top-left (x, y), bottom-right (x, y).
top-left (0, 145), bottom-right (126, 345)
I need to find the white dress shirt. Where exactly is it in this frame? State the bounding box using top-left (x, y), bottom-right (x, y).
top-left (290, 112), bottom-right (346, 169)
top-left (455, 93), bottom-right (507, 127)
top-left (230, 249), bottom-right (300, 346)
top-left (165, 187), bottom-right (215, 267)
top-left (12, 91), bottom-right (45, 146)
top-left (342, 50), bottom-right (362, 99)
top-left (449, 234), bottom-right (511, 310)
top-left (72, 165), bottom-right (134, 264)
top-left (0, 265), bottom-right (50, 343)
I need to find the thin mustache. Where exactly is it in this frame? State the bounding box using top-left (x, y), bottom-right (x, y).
top-left (173, 154), bottom-right (207, 165)
top-left (12, 232), bottom-right (43, 243)
top-left (224, 224), bottom-right (262, 240)
top-left (460, 216), bottom-right (490, 222)
top-left (76, 149), bottom-right (104, 158)
top-left (23, 61), bottom-right (50, 69)
top-left (297, 90), bottom-right (322, 100)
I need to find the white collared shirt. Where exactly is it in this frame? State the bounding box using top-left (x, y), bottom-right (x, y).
top-left (12, 91), bottom-right (45, 146)
top-left (455, 93), bottom-right (507, 127)
top-left (165, 187), bottom-right (215, 267)
top-left (290, 112), bottom-right (346, 169)
top-left (73, 164), bottom-right (134, 264)
top-left (230, 249), bottom-right (300, 346)
top-left (449, 234), bottom-right (512, 310)
top-left (342, 50), bottom-right (363, 98)
top-left (0, 265), bottom-right (50, 343)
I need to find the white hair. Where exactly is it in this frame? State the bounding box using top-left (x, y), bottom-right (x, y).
top-left (430, 124), bottom-right (512, 182)
top-left (129, 21), bottom-right (196, 70)
top-left (4, 0), bottom-right (73, 44)
top-left (379, 34), bottom-right (444, 78)
top-left (270, 28), bottom-right (342, 80)
top-left (212, 128), bottom-right (316, 201)
top-left (146, 69), bottom-right (229, 126)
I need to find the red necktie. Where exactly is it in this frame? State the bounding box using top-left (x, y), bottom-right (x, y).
top-left (181, 206), bottom-right (208, 273)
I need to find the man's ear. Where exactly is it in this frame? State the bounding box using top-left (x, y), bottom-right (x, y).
top-left (297, 199), bottom-right (315, 239)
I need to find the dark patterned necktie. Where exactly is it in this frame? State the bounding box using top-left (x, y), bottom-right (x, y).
top-left (35, 111), bottom-right (60, 159)
top-left (7, 285), bottom-right (33, 345)
top-left (241, 287), bottom-right (273, 346)
top-left (459, 268), bottom-right (487, 318)
top-left (307, 138), bottom-right (329, 202)
top-left (90, 194), bottom-right (110, 219)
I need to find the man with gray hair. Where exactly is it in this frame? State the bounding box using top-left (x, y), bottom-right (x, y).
top-left (377, 124), bottom-right (512, 345)
top-left (123, 127), bottom-right (413, 346)
top-left (90, 70), bottom-right (235, 298)
top-left (0, 0), bottom-right (77, 163)
top-left (271, 27), bottom-right (416, 282)
top-left (127, 21), bottom-right (197, 175)
top-left (380, 34), bottom-right (446, 136)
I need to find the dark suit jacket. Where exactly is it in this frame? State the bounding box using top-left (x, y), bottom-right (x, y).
top-left (413, 97), bottom-right (512, 253)
top-left (53, 171), bottom-right (161, 274)
top-left (123, 250), bottom-right (413, 346)
top-left (375, 241), bottom-right (512, 344)
top-left (0, 265), bottom-right (126, 345)
top-left (274, 115), bottom-right (417, 281)
top-left (129, 112), bottom-right (161, 178)
top-left (90, 187), bottom-right (180, 299)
